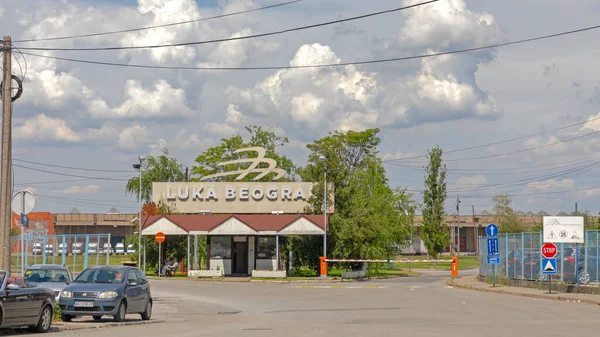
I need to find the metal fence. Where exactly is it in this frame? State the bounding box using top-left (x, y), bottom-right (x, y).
top-left (479, 231), bottom-right (600, 285)
top-left (10, 234), bottom-right (113, 275)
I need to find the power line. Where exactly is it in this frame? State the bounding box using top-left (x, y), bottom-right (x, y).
top-left (13, 177), bottom-right (131, 186)
top-left (385, 114), bottom-right (600, 163)
top-left (36, 195), bottom-right (139, 210)
top-left (441, 129), bottom-right (600, 162)
top-left (14, 1), bottom-right (437, 52)
top-left (17, 23), bottom-right (600, 71)
top-left (14, 0), bottom-right (305, 43)
top-left (13, 164), bottom-right (130, 181)
top-left (12, 158), bottom-right (134, 173)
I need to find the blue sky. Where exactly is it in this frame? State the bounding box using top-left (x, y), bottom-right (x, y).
top-left (2, 0), bottom-right (600, 215)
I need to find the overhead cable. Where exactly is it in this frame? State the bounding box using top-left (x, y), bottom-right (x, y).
top-left (14, 0), bottom-right (305, 43)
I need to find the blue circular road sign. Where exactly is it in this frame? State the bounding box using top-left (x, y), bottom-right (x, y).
top-left (486, 224), bottom-right (499, 237)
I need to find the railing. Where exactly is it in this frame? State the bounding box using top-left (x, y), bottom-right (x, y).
top-left (322, 257), bottom-right (459, 278)
top-left (10, 234), bottom-right (113, 275)
top-left (479, 231), bottom-right (600, 285)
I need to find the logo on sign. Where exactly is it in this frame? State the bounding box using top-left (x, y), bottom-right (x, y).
top-left (200, 147), bottom-right (286, 181)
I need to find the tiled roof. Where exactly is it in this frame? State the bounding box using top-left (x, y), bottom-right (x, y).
top-left (142, 214), bottom-right (326, 233)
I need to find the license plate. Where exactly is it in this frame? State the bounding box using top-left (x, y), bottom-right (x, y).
top-left (74, 301), bottom-right (94, 307)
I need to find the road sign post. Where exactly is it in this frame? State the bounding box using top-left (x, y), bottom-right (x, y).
top-left (541, 243), bottom-right (557, 293)
top-left (155, 232), bottom-right (166, 276)
top-left (485, 224), bottom-right (499, 287)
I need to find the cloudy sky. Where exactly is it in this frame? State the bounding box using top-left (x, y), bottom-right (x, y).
top-left (2, 0), bottom-right (600, 215)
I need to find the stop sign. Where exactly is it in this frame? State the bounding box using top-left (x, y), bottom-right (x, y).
top-left (541, 242), bottom-right (557, 258)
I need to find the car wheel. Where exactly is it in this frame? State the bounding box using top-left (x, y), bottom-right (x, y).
top-left (93, 316), bottom-right (102, 321)
top-left (578, 269), bottom-right (590, 285)
top-left (60, 313), bottom-right (73, 322)
top-left (29, 304), bottom-right (53, 333)
top-left (141, 300), bottom-right (152, 321)
top-left (113, 301), bottom-right (127, 322)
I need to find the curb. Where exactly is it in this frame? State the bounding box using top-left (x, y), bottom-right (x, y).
top-left (447, 278), bottom-right (600, 306)
top-left (53, 319), bottom-right (165, 331)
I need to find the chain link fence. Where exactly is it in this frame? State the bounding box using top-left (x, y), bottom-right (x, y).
top-left (479, 230), bottom-right (600, 285)
top-left (10, 234), bottom-right (113, 275)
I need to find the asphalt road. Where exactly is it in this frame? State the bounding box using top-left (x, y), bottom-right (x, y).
top-left (52, 270), bottom-right (600, 337)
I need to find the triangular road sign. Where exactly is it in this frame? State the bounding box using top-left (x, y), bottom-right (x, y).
top-left (571, 231), bottom-right (580, 240)
top-left (544, 260), bottom-right (555, 272)
top-left (547, 231), bottom-right (556, 239)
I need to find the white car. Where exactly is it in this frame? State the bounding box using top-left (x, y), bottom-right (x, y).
top-left (32, 243), bottom-right (42, 255)
top-left (127, 244), bottom-right (136, 255)
top-left (45, 244), bottom-right (54, 256)
top-left (115, 243), bottom-right (125, 255)
top-left (57, 243), bottom-right (67, 255)
top-left (71, 243), bottom-right (83, 255)
top-left (88, 243), bottom-right (98, 254)
top-left (101, 243), bottom-right (114, 254)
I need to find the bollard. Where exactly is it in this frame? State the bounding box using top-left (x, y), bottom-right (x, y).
top-left (319, 256), bottom-right (327, 277)
top-left (451, 257), bottom-right (459, 277)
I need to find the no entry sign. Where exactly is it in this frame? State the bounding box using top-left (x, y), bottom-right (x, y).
top-left (155, 232), bottom-right (166, 243)
top-left (541, 242), bottom-right (557, 258)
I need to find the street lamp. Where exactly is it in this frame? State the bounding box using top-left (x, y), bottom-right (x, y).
top-left (133, 156), bottom-right (146, 268)
top-left (318, 155), bottom-right (328, 277)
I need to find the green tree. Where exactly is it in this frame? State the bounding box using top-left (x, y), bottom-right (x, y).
top-left (191, 125), bottom-right (297, 182)
top-left (493, 194), bottom-right (524, 233)
top-left (332, 157), bottom-right (413, 261)
top-left (125, 148), bottom-right (185, 203)
top-left (421, 146), bottom-right (449, 259)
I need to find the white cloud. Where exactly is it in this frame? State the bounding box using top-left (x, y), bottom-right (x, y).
top-left (119, 125), bottom-right (150, 149)
top-left (95, 80), bottom-right (193, 119)
top-left (14, 114), bottom-right (81, 143)
top-left (63, 185), bottom-right (99, 195)
top-left (524, 178), bottom-right (575, 193)
top-left (0, 6), bottom-right (4, 18)
top-left (456, 175), bottom-right (488, 187)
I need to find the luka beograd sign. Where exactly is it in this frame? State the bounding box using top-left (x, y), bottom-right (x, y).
top-left (151, 147), bottom-right (334, 214)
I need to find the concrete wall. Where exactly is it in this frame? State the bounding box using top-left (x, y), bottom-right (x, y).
top-left (256, 259), bottom-right (276, 271)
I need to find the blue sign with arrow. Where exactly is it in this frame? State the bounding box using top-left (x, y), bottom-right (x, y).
top-left (486, 223), bottom-right (498, 237)
top-left (487, 238), bottom-right (499, 256)
top-left (487, 256), bottom-right (500, 264)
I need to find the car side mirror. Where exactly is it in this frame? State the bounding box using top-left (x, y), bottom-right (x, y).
top-left (6, 284), bottom-right (20, 290)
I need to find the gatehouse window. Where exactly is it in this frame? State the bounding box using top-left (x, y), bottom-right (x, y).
top-left (210, 236), bottom-right (231, 259)
top-left (256, 236), bottom-right (276, 259)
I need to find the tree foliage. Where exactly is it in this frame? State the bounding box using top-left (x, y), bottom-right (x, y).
top-left (191, 125), bottom-right (297, 182)
top-left (493, 194), bottom-right (524, 233)
top-left (125, 148), bottom-right (186, 203)
top-left (421, 146), bottom-right (449, 258)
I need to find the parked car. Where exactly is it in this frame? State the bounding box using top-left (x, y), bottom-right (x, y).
top-left (24, 264), bottom-right (74, 301)
top-left (45, 245), bottom-right (54, 256)
top-left (101, 243), bottom-right (114, 255)
top-left (72, 243), bottom-right (83, 255)
top-left (0, 270), bottom-right (55, 333)
top-left (32, 243), bottom-right (42, 256)
top-left (115, 243), bottom-right (125, 255)
top-left (57, 243), bottom-right (67, 256)
top-left (127, 244), bottom-right (135, 255)
top-left (58, 266), bottom-right (152, 322)
top-left (88, 243), bottom-right (98, 255)
top-left (562, 247), bottom-right (599, 284)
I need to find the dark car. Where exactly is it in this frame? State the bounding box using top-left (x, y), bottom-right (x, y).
top-left (24, 264), bottom-right (74, 301)
top-left (562, 247), bottom-right (599, 284)
top-left (0, 270), bottom-right (55, 333)
top-left (58, 266), bottom-right (152, 322)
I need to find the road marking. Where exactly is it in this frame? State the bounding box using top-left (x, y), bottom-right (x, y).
top-left (296, 285), bottom-right (387, 289)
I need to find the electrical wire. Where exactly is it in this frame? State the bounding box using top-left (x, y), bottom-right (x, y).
top-left (17, 22), bottom-right (600, 71)
top-left (384, 115), bottom-right (600, 163)
top-left (36, 195), bottom-right (139, 210)
top-left (12, 158), bottom-right (134, 173)
top-left (12, 177), bottom-right (132, 186)
top-left (13, 164), bottom-right (130, 181)
top-left (14, 1), bottom-right (437, 51)
top-left (14, 0), bottom-right (306, 43)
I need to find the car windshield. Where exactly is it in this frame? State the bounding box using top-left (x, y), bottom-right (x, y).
top-left (24, 268), bottom-right (69, 283)
top-left (74, 268), bottom-right (125, 284)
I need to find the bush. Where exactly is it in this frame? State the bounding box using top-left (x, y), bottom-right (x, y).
top-left (53, 303), bottom-right (61, 321)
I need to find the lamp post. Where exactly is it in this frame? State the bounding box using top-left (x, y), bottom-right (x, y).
top-left (319, 155), bottom-right (328, 277)
top-left (133, 156), bottom-right (146, 268)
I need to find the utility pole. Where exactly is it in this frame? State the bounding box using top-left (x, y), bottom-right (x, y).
top-left (1, 36), bottom-right (13, 270)
top-left (456, 195), bottom-right (460, 254)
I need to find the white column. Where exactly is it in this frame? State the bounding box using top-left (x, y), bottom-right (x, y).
top-left (275, 235), bottom-right (280, 271)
